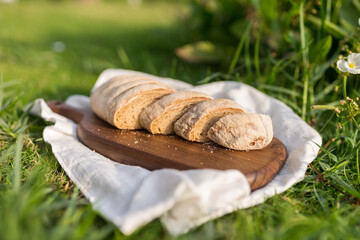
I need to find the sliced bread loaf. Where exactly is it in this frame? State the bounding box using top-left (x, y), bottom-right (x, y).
top-left (207, 113), bottom-right (273, 150)
top-left (139, 91), bottom-right (212, 135)
top-left (111, 83), bottom-right (175, 129)
top-left (174, 99), bottom-right (245, 142)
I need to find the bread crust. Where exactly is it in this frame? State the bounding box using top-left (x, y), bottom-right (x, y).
top-left (207, 113), bottom-right (273, 150)
top-left (140, 91), bottom-right (212, 134)
top-left (92, 75), bottom-right (148, 95)
top-left (90, 77), bottom-right (161, 124)
top-left (174, 99), bottom-right (245, 142)
top-left (112, 83), bottom-right (175, 129)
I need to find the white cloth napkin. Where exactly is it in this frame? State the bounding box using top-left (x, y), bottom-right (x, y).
top-left (30, 69), bottom-right (322, 235)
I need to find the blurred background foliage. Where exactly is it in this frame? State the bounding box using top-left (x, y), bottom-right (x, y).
top-left (1, 0), bottom-right (360, 238)
top-left (178, 0), bottom-right (360, 67)
top-left (176, 0), bottom-right (360, 122)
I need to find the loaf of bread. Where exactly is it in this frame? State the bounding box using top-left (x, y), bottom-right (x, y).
top-left (208, 113), bottom-right (273, 150)
top-left (90, 75), bottom-right (274, 151)
top-left (174, 99), bottom-right (245, 142)
top-left (139, 91), bottom-right (212, 134)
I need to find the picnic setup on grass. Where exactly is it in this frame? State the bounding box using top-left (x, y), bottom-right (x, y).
top-left (30, 69), bottom-right (321, 235)
top-left (1, 0), bottom-right (360, 238)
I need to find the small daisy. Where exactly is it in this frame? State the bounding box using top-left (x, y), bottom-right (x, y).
top-left (337, 53), bottom-right (360, 74)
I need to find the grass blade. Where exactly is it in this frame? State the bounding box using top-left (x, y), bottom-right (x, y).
top-left (357, 148), bottom-right (359, 183)
top-left (314, 80), bottom-right (340, 102)
top-left (330, 174), bottom-right (360, 199)
top-left (313, 186), bottom-right (330, 215)
top-left (12, 134), bottom-right (24, 194)
top-left (228, 23), bottom-right (251, 74)
top-left (258, 84), bottom-right (300, 97)
top-left (117, 48), bottom-right (133, 69)
top-left (0, 73), bottom-right (2, 110)
top-left (0, 144), bottom-right (15, 163)
top-left (300, 1), bottom-right (310, 120)
top-left (306, 14), bottom-right (349, 37)
top-left (254, 29), bottom-right (261, 79)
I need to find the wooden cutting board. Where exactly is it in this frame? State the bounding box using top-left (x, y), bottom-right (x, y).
top-left (47, 101), bottom-right (287, 191)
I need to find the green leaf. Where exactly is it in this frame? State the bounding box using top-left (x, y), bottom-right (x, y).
top-left (339, 0), bottom-right (360, 30)
top-left (353, 0), bottom-right (360, 11)
top-left (309, 36), bottom-right (332, 64)
top-left (310, 55), bottom-right (337, 84)
top-left (176, 41), bottom-right (223, 63)
top-left (343, 136), bottom-right (356, 148)
top-left (318, 161), bottom-right (331, 171)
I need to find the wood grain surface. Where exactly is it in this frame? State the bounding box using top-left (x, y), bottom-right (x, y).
top-left (47, 101), bottom-right (287, 191)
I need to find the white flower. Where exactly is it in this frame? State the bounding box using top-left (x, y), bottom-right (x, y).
top-left (337, 53), bottom-right (360, 74)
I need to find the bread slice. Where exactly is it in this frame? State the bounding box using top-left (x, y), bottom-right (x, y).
top-left (90, 77), bottom-right (161, 123)
top-left (111, 83), bottom-right (175, 129)
top-left (139, 91), bottom-right (213, 135)
top-left (174, 99), bottom-right (245, 142)
top-left (207, 113), bottom-right (273, 150)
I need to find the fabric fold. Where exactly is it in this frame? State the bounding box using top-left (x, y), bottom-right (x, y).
top-left (120, 169), bottom-right (250, 235)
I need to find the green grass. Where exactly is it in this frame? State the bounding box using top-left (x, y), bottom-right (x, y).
top-left (0, 1), bottom-right (208, 101)
top-left (1, 1), bottom-right (360, 239)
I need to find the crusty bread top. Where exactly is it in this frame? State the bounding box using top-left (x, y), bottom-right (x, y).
top-left (90, 77), bottom-right (161, 122)
top-left (107, 74), bottom-right (144, 82)
top-left (140, 91), bottom-right (213, 131)
top-left (92, 75), bottom-right (149, 96)
top-left (91, 75), bottom-right (158, 101)
top-left (174, 99), bottom-right (245, 141)
top-left (104, 80), bottom-right (162, 107)
top-left (207, 113), bottom-right (273, 150)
